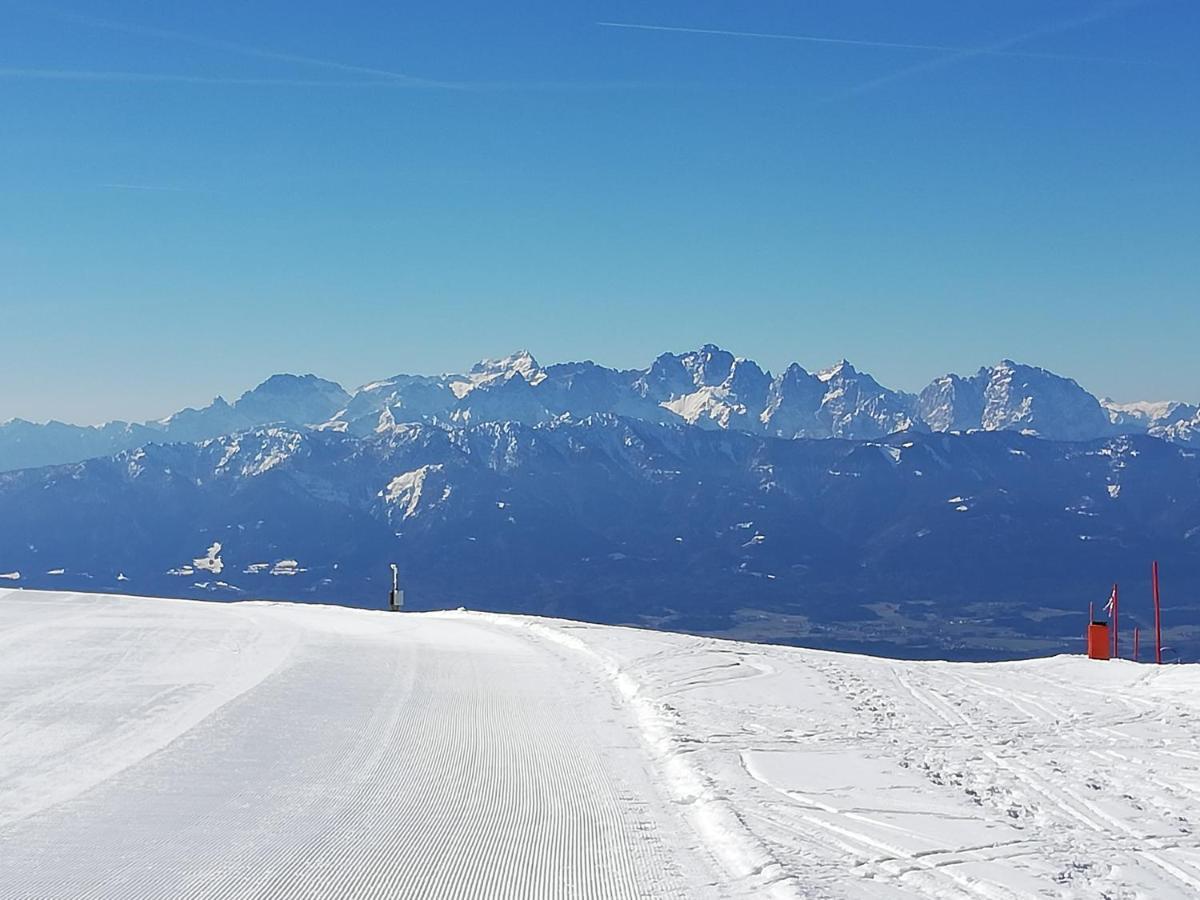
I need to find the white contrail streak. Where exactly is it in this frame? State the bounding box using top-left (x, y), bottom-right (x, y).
top-left (824, 0), bottom-right (1150, 99)
top-left (32, 6), bottom-right (461, 89)
top-left (98, 183), bottom-right (210, 193)
top-left (18, 8), bottom-right (654, 93)
top-left (0, 66), bottom-right (655, 93)
top-left (0, 67), bottom-right (407, 87)
top-left (597, 18), bottom-right (1148, 65)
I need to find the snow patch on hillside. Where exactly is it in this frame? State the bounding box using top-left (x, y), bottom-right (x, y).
top-left (192, 542), bottom-right (223, 574)
top-left (270, 559), bottom-right (304, 576)
top-left (382, 464), bottom-right (446, 520)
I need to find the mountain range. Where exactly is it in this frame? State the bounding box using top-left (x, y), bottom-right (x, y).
top-left (3, 347), bottom-right (1198, 474)
top-left (2, 346), bottom-right (1198, 660)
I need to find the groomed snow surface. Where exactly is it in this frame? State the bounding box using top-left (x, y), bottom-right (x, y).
top-left (3, 592), bottom-right (1200, 898)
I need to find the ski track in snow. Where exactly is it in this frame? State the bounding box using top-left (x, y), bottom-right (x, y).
top-left (4, 591), bottom-right (1200, 898)
top-left (523, 618), bottom-right (1200, 899)
top-left (0, 592), bottom-right (717, 899)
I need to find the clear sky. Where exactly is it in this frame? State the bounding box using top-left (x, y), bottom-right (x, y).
top-left (1, 0), bottom-right (1197, 424)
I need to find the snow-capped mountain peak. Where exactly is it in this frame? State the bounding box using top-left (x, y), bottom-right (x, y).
top-left (1101, 398), bottom-right (1189, 426)
top-left (917, 359), bottom-right (1115, 441)
top-left (979, 360), bottom-right (1111, 440)
top-left (467, 350), bottom-right (546, 386)
top-left (1101, 397), bottom-right (1200, 446)
top-left (644, 346), bottom-right (772, 431)
top-left (3, 347), bottom-right (1199, 475)
top-left (232, 374), bottom-right (351, 426)
top-left (680, 344), bottom-right (737, 388)
top-left (816, 359), bottom-right (856, 382)
top-left (810, 361), bottom-right (917, 438)
top-left (155, 395), bottom-right (231, 427)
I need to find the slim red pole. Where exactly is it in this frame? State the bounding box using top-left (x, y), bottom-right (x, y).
top-left (1153, 560), bottom-right (1162, 665)
top-left (1112, 583), bottom-right (1119, 659)
top-left (1133, 626), bottom-right (1140, 662)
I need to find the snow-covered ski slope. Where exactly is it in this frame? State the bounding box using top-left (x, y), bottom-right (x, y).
top-left (3, 591), bottom-right (1200, 899)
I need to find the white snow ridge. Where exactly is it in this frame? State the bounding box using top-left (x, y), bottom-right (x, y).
top-left (4, 590), bottom-right (1200, 898)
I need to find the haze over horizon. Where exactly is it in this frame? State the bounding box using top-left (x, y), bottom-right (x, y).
top-left (2, 0), bottom-right (1197, 423)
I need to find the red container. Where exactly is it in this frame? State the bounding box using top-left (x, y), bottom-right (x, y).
top-left (1087, 622), bottom-right (1111, 660)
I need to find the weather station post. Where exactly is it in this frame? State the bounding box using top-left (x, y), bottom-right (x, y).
top-left (388, 564), bottom-right (403, 612)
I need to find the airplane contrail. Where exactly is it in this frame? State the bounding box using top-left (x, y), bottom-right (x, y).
top-left (98, 183), bottom-right (212, 193)
top-left (0, 65), bottom-right (659, 94)
top-left (28, 6), bottom-right (461, 89)
top-left (0, 67), bottom-right (413, 87)
top-left (597, 17), bottom-right (1149, 65)
top-left (17, 8), bottom-right (656, 93)
top-left (824, 0), bottom-right (1151, 100)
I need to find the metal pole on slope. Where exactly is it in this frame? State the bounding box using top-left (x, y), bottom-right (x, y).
top-left (389, 563), bottom-right (403, 612)
top-left (1153, 560), bottom-right (1162, 665)
top-left (1112, 583), bottom-right (1119, 659)
top-left (1133, 626), bottom-right (1140, 662)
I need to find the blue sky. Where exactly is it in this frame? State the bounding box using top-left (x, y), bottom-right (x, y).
top-left (1, 0), bottom-right (1196, 423)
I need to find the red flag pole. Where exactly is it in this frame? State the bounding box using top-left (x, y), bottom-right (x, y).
top-left (1153, 560), bottom-right (1162, 665)
top-left (1112, 582), bottom-right (1119, 659)
top-left (1133, 626), bottom-right (1140, 662)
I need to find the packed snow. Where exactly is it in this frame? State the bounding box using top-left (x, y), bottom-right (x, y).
top-left (3, 590), bottom-right (1200, 898)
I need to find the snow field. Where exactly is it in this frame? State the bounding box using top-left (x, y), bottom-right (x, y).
top-left (557, 620), bottom-right (1200, 898)
top-left (4, 590), bottom-right (1200, 898)
top-left (0, 592), bottom-right (720, 898)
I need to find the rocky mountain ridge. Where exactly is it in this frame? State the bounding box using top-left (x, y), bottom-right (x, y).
top-left (2, 417), bottom-right (1198, 658)
top-left (2, 347), bottom-right (1196, 473)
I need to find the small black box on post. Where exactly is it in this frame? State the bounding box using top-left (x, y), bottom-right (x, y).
top-left (388, 563), bottom-right (403, 612)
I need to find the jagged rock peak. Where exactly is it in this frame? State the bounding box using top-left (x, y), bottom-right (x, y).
top-left (469, 350), bottom-right (545, 384)
top-left (817, 359), bottom-right (857, 382)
